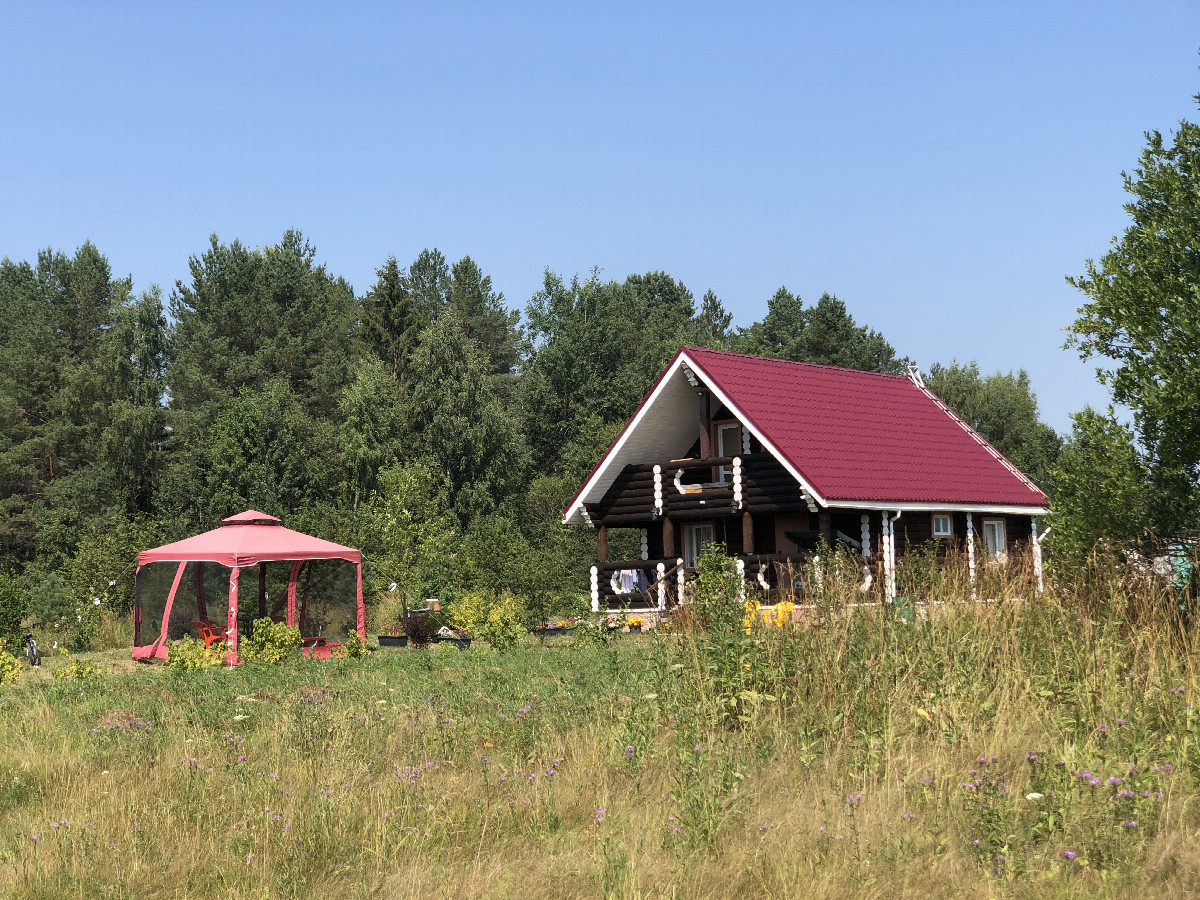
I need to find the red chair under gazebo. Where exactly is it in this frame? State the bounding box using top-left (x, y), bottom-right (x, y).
top-left (131, 510), bottom-right (365, 664)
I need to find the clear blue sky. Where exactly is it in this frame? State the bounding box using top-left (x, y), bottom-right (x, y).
top-left (2, 1), bottom-right (1199, 432)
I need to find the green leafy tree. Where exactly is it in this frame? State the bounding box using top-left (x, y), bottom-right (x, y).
top-left (367, 463), bottom-right (460, 603)
top-left (0, 570), bottom-right (24, 643)
top-left (162, 380), bottom-right (337, 524)
top-left (1047, 408), bottom-right (1151, 564)
top-left (97, 288), bottom-right (169, 515)
top-left (167, 231), bottom-right (358, 427)
top-left (1068, 106), bottom-right (1200, 534)
top-left (62, 516), bottom-right (162, 616)
top-left (0, 244), bottom-right (161, 568)
top-left (736, 289), bottom-right (906, 373)
top-left (520, 270), bottom-right (697, 472)
top-left (925, 361), bottom-right (1061, 488)
top-left (405, 310), bottom-right (529, 522)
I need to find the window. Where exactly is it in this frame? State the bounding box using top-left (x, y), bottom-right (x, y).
top-left (716, 423), bottom-right (742, 482)
top-left (683, 523), bottom-right (716, 569)
top-left (933, 514), bottom-right (952, 537)
top-left (982, 519), bottom-right (1007, 561)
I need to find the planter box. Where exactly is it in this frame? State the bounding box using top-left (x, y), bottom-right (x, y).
top-left (432, 635), bottom-right (472, 650)
top-left (377, 634), bottom-right (408, 648)
top-left (535, 627), bottom-right (574, 637)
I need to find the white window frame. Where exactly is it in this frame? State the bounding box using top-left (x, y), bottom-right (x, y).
top-left (981, 518), bottom-right (1007, 562)
top-left (716, 423), bottom-right (741, 483)
top-left (932, 514), bottom-right (952, 538)
top-left (683, 522), bottom-right (716, 569)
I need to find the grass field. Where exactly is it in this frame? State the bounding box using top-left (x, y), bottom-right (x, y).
top-left (2, 556), bottom-right (1200, 898)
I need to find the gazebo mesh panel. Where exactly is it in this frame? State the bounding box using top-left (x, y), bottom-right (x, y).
top-left (134, 562), bottom-right (229, 646)
top-left (298, 560), bottom-right (359, 638)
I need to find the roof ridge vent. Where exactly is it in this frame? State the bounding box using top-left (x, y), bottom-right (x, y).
top-left (905, 364), bottom-right (925, 389)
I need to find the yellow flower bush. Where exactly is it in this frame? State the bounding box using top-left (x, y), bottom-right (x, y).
top-left (772, 601), bottom-right (796, 629)
top-left (0, 639), bottom-right (20, 688)
top-left (741, 599), bottom-right (760, 634)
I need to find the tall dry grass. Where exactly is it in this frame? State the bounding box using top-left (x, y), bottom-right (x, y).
top-left (1, 548), bottom-right (1199, 898)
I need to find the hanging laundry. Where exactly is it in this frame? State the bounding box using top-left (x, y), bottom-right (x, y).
top-left (619, 569), bottom-right (637, 593)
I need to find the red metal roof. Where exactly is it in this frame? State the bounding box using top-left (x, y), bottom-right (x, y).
top-left (684, 347), bottom-right (1046, 507)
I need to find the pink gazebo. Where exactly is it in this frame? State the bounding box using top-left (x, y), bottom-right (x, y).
top-left (132, 510), bottom-right (364, 663)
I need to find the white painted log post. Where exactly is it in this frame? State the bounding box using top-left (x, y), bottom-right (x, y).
top-left (676, 558), bottom-right (685, 604)
top-left (590, 566), bottom-right (600, 613)
top-left (656, 562), bottom-right (667, 610)
top-left (741, 425), bottom-right (751, 454)
top-left (640, 528), bottom-right (649, 560)
top-left (732, 457), bottom-right (743, 509)
top-left (860, 513), bottom-right (871, 558)
top-left (1031, 517), bottom-right (1040, 595)
top-left (889, 510), bottom-right (901, 600)
top-left (966, 512), bottom-right (977, 599)
top-left (736, 558), bottom-right (746, 600)
top-left (1032, 518), bottom-right (1050, 596)
top-left (653, 465), bottom-right (663, 517)
top-left (881, 512), bottom-right (892, 603)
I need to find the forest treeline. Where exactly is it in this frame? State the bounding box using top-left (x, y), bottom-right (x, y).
top-left (6, 218), bottom-right (1171, 640)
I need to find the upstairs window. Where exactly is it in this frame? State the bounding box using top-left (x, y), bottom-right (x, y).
top-left (716, 423), bottom-right (742, 482)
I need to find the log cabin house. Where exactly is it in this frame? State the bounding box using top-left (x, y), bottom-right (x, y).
top-left (562, 347), bottom-right (1050, 613)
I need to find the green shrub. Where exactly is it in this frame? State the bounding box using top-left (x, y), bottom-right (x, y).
top-left (0, 571), bottom-right (24, 643)
top-left (241, 618), bottom-right (302, 665)
top-left (450, 591), bottom-right (527, 652)
top-left (569, 621), bottom-right (612, 649)
top-left (403, 610), bottom-right (439, 646)
top-left (167, 634), bottom-right (224, 672)
top-left (338, 629), bottom-right (367, 659)
top-left (53, 657), bottom-right (103, 680)
top-left (0, 640), bottom-right (21, 687)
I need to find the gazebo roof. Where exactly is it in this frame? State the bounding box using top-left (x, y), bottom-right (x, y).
top-left (138, 511), bottom-right (360, 567)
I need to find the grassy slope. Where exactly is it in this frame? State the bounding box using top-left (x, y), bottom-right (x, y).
top-left (2, 583), bottom-right (1200, 899)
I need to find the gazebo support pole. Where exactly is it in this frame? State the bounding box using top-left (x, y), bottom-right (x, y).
top-left (286, 561), bottom-right (302, 628)
top-left (227, 567), bottom-right (240, 664)
top-left (258, 562), bottom-right (267, 619)
top-left (355, 562), bottom-right (365, 637)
